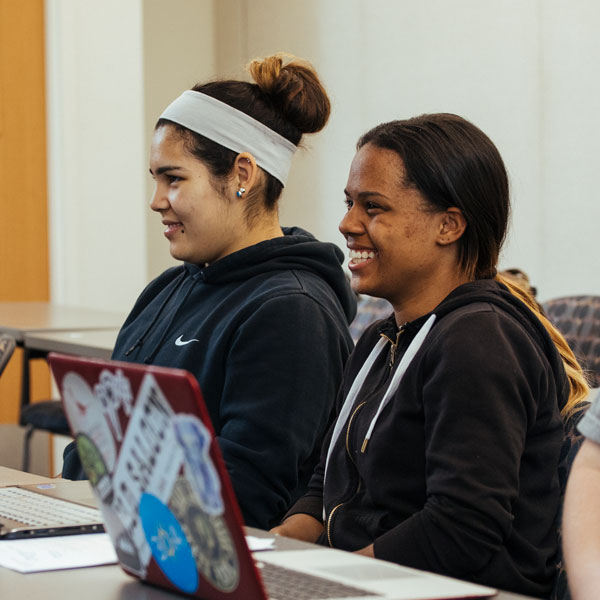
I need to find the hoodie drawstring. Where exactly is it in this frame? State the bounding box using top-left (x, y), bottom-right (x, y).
top-left (322, 313), bottom-right (436, 520)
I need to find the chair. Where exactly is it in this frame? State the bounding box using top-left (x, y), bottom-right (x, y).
top-left (543, 295), bottom-right (600, 388)
top-left (0, 334), bottom-right (16, 376)
top-left (20, 399), bottom-right (70, 472)
top-left (349, 295), bottom-right (393, 343)
top-left (0, 335), bottom-right (67, 473)
top-left (17, 346), bottom-right (70, 472)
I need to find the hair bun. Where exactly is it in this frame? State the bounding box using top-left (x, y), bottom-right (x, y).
top-left (248, 53), bottom-right (330, 135)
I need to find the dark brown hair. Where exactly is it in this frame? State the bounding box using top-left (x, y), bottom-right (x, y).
top-left (157, 54), bottom-right (330, 224)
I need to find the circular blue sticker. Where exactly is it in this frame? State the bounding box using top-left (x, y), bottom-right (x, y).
top-left (139, 493), bottom-right (198, 594)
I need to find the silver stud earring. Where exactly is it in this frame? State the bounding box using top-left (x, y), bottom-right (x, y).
top-left (236, 187), bottom-right (246, 198)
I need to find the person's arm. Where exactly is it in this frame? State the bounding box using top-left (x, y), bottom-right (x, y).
top-left (370, 308), bottom-right (543, 576)
top-left (271, 513), bottom-right (324, 542)
top-left (216, 293), bottom-right (351, 530)
top-left (269, 389), bottom-right (342, 540)
top-left (563, 438), bottom-right (600, 600)
top-left (355, 544), bottom-right (374, 557)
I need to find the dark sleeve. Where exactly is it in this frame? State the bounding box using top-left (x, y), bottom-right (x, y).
top-left (216, 293), bottom-right (352, 529)
top-left (283, 323), bottom-right (381, 524)
top-left (281, 410), bottom-right (332, 524)
top-left (373, 309), bottom-right (540, 575)
top-left (61, 440), bottom-right (88, 480)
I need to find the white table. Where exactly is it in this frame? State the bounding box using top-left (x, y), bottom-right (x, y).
top-left (0, 469), bottom-right (536, 600)
top-left (0, 302), bottom-right (125, 415)
top-left (0, 465), bottom-right (53, 487)
top-left (23, 329), bottom-right (120, 360)
top-left (0, 302), bottom-right (125, 342)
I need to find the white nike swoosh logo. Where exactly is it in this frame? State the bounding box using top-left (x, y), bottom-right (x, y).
top-left (175, 335), bottom-right (199, 346)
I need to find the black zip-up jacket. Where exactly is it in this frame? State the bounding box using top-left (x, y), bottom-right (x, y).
top-left (63, 227), bottom-right (356, 529)
top-left (288, 280), bottom-right (568, 597)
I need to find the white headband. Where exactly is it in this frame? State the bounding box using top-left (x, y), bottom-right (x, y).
top-left (159, 90), bottom-right (297, 185)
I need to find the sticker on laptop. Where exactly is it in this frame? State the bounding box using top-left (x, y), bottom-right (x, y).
top-left (76, 433), bottom-right (113, 502)
top-left (103, 492), bottom-right (151, 575)
top-left (112, 373), bottom-right (183, 505)
top-left (173, 414), bottom-right (223, 516)
top-left (109, 373), bottom-right (184, 573)
top-left (61, 371), bottom-right (117, 470)
top-left (100, 502), bottom-right (146, 576)
top-left (94, 368), bottom-right (135, 442)
top-left (169, 477), bottom-right (239, 592)
top-left (139, 492), bottom-right (199, 594)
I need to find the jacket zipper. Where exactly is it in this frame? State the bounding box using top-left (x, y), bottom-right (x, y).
top-left (326, 502), bottom-right (343, 547)
top-left (381, 325), bottom-right (406, 369)
top-left (325, 400), bottom-right (367, 547)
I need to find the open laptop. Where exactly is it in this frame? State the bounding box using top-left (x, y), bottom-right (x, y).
top-left (0, 480), bottom-right (103, 539)
top-left (47, 353), bottom-right (496, 600)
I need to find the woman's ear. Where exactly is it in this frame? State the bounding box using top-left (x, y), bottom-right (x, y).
top-left (234, 152), bottom-right (259, 198)
top-left (437, 207), bottom-right (467, 246)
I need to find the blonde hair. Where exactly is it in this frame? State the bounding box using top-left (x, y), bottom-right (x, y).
top-left (496, 273), bottom-right (590, 421)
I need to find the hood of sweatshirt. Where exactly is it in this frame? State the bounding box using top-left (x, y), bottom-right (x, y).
top-left (322, 278), bottom-right (570, 492)
top-left (377, 279), bottom-right (569, 413)
top-left (185, 226), bottom-right (356, 322)
top-left (117, 227), bottom-right (356, 363)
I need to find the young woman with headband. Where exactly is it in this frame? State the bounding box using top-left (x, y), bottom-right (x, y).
top-left (273, 113), bottom-right (589, 596)
top-left (62, 55), bottom-right (356, 529)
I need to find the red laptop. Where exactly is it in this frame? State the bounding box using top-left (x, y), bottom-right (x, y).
top-left (48, 353), bottom-right (496, 600)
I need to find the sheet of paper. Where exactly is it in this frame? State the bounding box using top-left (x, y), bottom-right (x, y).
top-left (246, 535), bottom-right (275, 552)
top-left (0, 533), bottom-right (118, 573)
top-left (0, 533), bottom-right (273, 573)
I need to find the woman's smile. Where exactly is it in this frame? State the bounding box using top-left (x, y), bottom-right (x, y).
top-left (348, 248), bottom-right (377, 269)
top-left (162, 219), bottom-right (184, 238)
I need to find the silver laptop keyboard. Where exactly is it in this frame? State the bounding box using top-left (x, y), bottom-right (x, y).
top-left (257, 561), bottom-right (379, 599)
top-left (0, 487), bottom-right (102, 526)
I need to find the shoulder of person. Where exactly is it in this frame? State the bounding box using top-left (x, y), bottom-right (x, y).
top-left (424, 301), bottom-right (544, 361)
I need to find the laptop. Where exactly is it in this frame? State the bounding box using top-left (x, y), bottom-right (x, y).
top-left (47, 353), bottom-right (496, 600)
top-left (0, 480), bottom-right (104, 539)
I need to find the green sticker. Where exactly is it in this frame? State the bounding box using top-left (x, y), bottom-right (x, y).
top-left (76, 432), bottom-right (111, 500)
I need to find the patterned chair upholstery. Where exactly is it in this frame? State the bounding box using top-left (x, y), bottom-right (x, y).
top-left (349, 295), bottom-right (393, 343)
top-left (543, 296), bottom-right (600, 388)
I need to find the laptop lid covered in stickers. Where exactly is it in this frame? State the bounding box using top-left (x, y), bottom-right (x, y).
top-left (48, 353), bottom-right (267, 600)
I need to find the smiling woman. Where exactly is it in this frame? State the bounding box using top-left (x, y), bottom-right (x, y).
top-left (148, 127), bottom-right (257, 265)
top-left (62, 54), bottom-right (357, 530)
top-left (341, 144), bottom-right (470, 317)
top-left (274, 114), bottom-right (589, 597)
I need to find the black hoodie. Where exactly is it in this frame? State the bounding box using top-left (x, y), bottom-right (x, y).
top-left (288, 279), bottom-right (568, 597)
top-left (64, 227), bottom-right (356, 529)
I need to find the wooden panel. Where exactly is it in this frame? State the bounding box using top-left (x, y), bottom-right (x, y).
top-left (0, 0), bottom-right (50, 423)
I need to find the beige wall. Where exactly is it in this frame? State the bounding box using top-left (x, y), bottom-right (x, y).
top-left (143, 0), bottom-right (217, 280)
top-left (212, 0), bottom-right (600, 300)
top-left (46, 0), bottom-right (600, 308)
top-left (214, 0), bottom-right (365, 253)
top-left (46, 0), bottom-right (147, 311)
